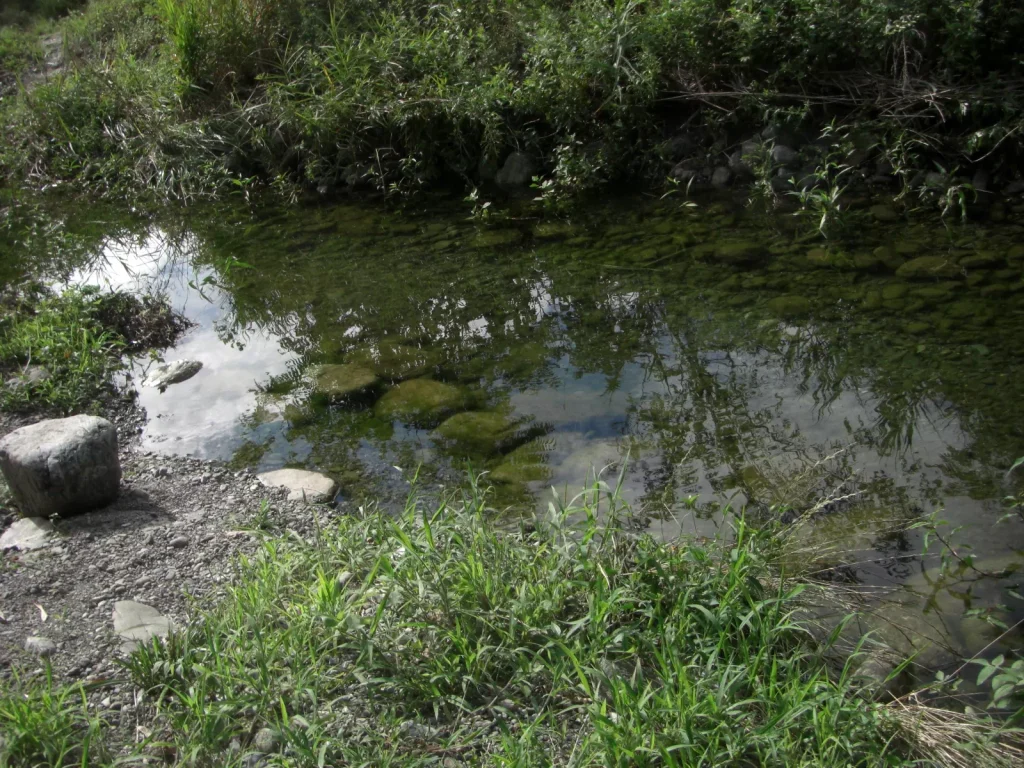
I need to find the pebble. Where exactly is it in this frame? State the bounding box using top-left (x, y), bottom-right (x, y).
top-left (25, 636), bottom-right (57, 657)
top-left (169, 535), bottom-right (189, 549)
top-left (252, 727), bottom-right (279, 753)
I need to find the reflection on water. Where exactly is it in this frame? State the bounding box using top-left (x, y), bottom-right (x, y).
top-left (6, 193), bottom-right (1024, 663)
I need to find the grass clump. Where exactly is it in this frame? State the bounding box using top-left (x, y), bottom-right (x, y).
top-left (111, 480), bottom-right (990, 766)
top-left (0, 283), bottom-right (189, 414)
top-left (0, 668), bottom-right (108, 767)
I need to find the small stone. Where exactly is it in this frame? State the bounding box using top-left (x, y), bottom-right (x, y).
top-left (0, 517), bottom-right (56, 551)
top-left (144, 360), bottom-right (203, 390)
top-left (25, 636), bottom-right (56, 657)
top-left (169, 535), bottom-right (189, 549)
top-left (252, 727), bottom-right (279, 754)
top-left (710, 166), bottom-right (732, 188)
top-left (895, 256), bottom-right (962, 280)
top-left (771, 144), bottom-right (798, 165)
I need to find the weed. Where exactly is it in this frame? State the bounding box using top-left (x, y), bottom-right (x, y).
top-left (0, 666), bottom-right (109, 767)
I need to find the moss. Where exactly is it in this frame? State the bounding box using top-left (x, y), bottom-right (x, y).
top-left (434, 410), bottom-right (529, 457)
top-left (767, 295), bottom-right (812, 318)
top-left (314, 363), bottom-right (380, 400)
top-left (374, 378), bottom-right (468, 427)
top-left (714, 240), bottom-right (766, 265)
top-left (894, 256), bottom-right (962, 280)
top-left (490, 439), bottom-right (554, 484)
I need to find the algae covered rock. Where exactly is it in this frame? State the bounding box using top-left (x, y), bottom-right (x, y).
top-left (869, 204), bottom-right (899, 222)
top-left (714, 240), bottom-right (766, 265)
top-left (314, 363), bottom-right (380, 399)
top-left (767, 295), bottom-right (812, 318)
top-left (490, 439), bottom-right (554, 484)
top-left (375, 378), bottom-right (468, 426)
top-left (958, 251), bottom-right (1005, 270)
top-left (895, 256), bottom-right (962, 280)
top-left (348, 340), bottom-right (440, 381)
top-left (434, 411), bottom-right (533, 457)
top-left (806, 248), bottom-right (855, 269)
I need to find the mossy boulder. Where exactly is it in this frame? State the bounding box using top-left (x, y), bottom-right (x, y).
top-left (348, 339), bottom-right (440, 381)
top-left (869, 204), bottom-right (899, 222)
top-left (714, 240), bottom-right (767, 265)
top-left (895, 256), bottom-right (961, 280)
top-left (314, 364), bottom-right (380, 400)
top-left (490, 439), bottom-right (554, 484)
top-left (433, 411), bottom-right (532, 457)
top-left (374, 379), bottom-right (468, 427)
top-left (767, 295), bottom-right (812, 318)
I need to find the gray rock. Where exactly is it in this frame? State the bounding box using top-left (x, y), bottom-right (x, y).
top-left (5, 366), bottom-right (51, 390)
top-left (771, 144), bottom-right (799, 166)
top-left (0, 415), bottom-right (120, 517)
top-left (1003, 180), bottom-right (1024, 195)
top-left (169, 535), bottom-right (189, 549)
top-left (664, 132), bottom-right (698, 159)
top-left (728, 140), bottom-right (759, 176)
top-left (25, 636), bottom-right (57, 657)
top-left (144, 360), bottom-right (203, 390)
top-left (112, 600), bottom-right (172, 650)
top-left (710, 166), bottom-right (732, 188)
top-left (971, 169), bottom-right (990, 193)
top-left (923, 171), bottom-right (948, 189)
top-left (0, 517), bottom-right (56, 551)
top-left (496, 152), bottom-right (536, 189)
top-left (252, 727), bottom-right (280, 754)
top-left (257, 469), bottom-right (338, 503)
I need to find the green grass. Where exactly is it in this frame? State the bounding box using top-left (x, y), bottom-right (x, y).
top-left (0, 286), bottom-right (124, 414)
top-left (0, 668), bottom-right (108, 767)
top-left (4, 477), bottom-right (1020, 765)
top-left (0, 284), bottom-right (189, 415)
top-left (1, 0), bottom-right (1022, 202)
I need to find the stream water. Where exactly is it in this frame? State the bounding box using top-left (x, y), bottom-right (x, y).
top-left (3, 192), bottom-right (1024, 670)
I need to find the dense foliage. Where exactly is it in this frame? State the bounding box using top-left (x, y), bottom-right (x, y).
top-left (1, 1), bottom-right (1022, 199)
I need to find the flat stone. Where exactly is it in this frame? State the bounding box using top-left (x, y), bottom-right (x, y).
top-left (257, 469), bottom-right (338, 502)
top-left (314, 363), bottom-right (379, 399)
top-left (144, 360), bottom-right (203, 389)
top-left (0, 415), bottom-right (120, 517)
top-left (112, 601), bottom-right (171, 650)
top-left (0, 517), bottom-right (56, 551)
top-left (25, 636), bottom-right (57, 657)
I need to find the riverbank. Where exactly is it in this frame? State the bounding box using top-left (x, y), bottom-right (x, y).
top-left (4, 447), bottom-right (1022, 766)
top-left (0, 1), bottom-right (1022, 210)
top-left (0, 287), bottom-right (1021, 765)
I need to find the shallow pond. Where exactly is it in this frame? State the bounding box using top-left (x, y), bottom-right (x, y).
top-left (4, 192), bottom-right (1024, 668)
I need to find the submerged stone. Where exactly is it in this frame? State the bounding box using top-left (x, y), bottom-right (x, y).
top-left (348, 340), bottom-right (439, 381)
top-left (434, 411), bottom-right (532, 457)
top-left (895, 256), bottom-right (961, 280)
top-left (767, 295), bottom-right (812, 318)
top-left (958, 251), bottom-right (1005, 270)
top-left (490, 439), bottom-right (554, 484)
top-left (872, 246), bottom-right (905, 271)
top-left (869, 204), bottom-right (899, 222)
top-left (714, 240), bottom-right (766, 265)
top-left (314, 364), bottom-right (380, 399)
top-left (375, 379), bottom-right (468, 426)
